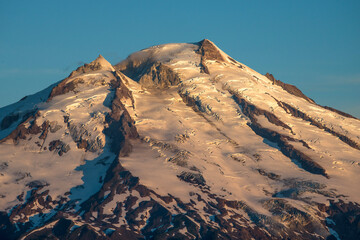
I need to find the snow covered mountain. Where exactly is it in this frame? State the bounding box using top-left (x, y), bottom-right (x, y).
top-left (0, 39), bottom-right (359, 240)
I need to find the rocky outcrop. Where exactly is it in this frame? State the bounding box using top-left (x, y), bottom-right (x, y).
top-left (196, 39), bottom-right (227, 62)
top-left (0, 115), bottom-right (69, 157)
top-left (137, 62), bottom-right (181, 88)
top-left (177, 171), bottom-right (206, 186)
top-left (257, 169), bottom-right (281, 180)
top-left (322, 105), bottom-right (357, 119)
top-left (117, 60), bottom-right (181, 89)
top-left (48, 77), bottom-right (86, 101)
top-left (233, 94), bottom-right (293, 132)
top-left (48, 140), bottom-right (70, 156)
top-left (265, 73), bottom-right (315, 104)
top-left (48, 55), bottom-right (113, 101)
top-left (110, 71), bottom-right (135, 105)
top-left (0, 110), bottom-right (37, 132)
top-left (68, 55), bottom-right (112, 78)
top-left (104, 81), bottom-right (138, 156)
top-left (196, 39), bottom-right (227, 75)
top-left (278, 101), bottom-right (360, 150)
top-left (0, 112), bottom-right (41, 144)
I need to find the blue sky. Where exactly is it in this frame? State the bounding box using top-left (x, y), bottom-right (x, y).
top-left (1, 0), bottom-right (359, 117)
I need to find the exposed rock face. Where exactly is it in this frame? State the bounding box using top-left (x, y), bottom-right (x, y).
top-left (196, 39), bottom-right (227, 75)
top-left (48, 55), bottom-right (114, 100)
top-left (117, 60), bottom-right (181, 89)
top-left (48, 77), bottom-right (87, 101)
top-left (265, 73), bottom-right (315, 104)
top-left (48, 140), bottom-right (70, 156)
top-left (104, 79), bottom-right (139, 156)
top-left (322, 105), bottom-right (357, 119)
top-left (137, 62), bottom-right (181, 88)
top-left (68, 55), bottom-right (114, 79)
top-left (0, 110), bottom-right (37, 133)
top-left (177, 171), bottom-right (206, 186)
top-left (196, 39), bottom-right (227, 62)
top-left (277, 100), bottom-right (360, 150)
top-left (264, 73), bottom-right (357, 120)
top-left (110, 71), bottom-right (135, 104)
top-left (0, 113), bottom-right (41, 144)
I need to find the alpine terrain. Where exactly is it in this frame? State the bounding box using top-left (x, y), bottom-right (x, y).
top-left (0, 40), bottom-right (359, 240)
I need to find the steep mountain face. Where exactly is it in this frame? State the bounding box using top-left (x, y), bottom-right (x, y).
top-left (0, 39), bottom-right (359, 240)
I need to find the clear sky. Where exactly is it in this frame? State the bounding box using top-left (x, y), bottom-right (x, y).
top-left (1, 0), bottom-right (359, 117)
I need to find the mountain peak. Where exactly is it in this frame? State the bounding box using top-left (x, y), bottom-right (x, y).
top-left (88, 54), bottom-right (114, 71)
top-left (47, 55), bottom-right (115, 100)
top-left (1, 40), bottom-right (360, 240)
top-left (197, 38), bottom-right (228, 62)
top-left (198, 38), bottom-right (216, 47)
top-left (67, 54), bottom-right (114, 79)
top-left (94, 54), bottom-right (109, 65)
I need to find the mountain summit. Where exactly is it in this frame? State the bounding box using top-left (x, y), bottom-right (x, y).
top-left (0, 40), bottom-right (359, 240)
